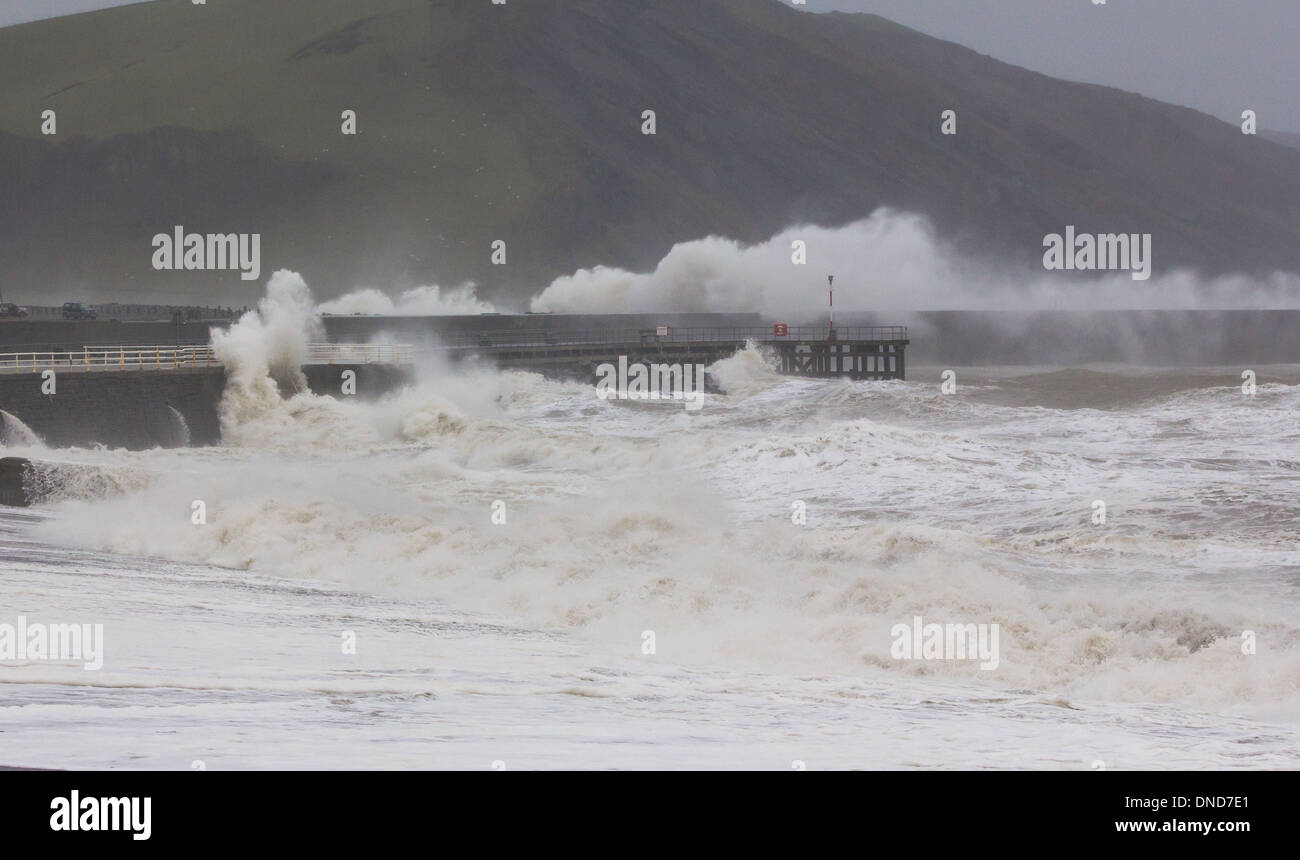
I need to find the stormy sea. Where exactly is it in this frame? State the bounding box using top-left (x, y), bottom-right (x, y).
top-left (1, 276), bottom-right (1297, 770)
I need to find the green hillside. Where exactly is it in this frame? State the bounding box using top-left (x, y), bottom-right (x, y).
top-left (1, 0), bottom-right (1297, 305)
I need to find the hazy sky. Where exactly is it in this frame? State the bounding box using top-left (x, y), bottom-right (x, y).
top-left (0, 0), bottom-right (144, 27)
top-left (3, 0), bottom-right (1297, 132)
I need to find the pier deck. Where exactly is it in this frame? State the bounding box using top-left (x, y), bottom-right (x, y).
top-left (438, 325), bottom-right (909, 381)
top-left (0, 326), bottom-right (909, 382)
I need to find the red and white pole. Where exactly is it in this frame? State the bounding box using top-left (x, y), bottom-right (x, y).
top-left (827, 275), bottom-right (834, 334)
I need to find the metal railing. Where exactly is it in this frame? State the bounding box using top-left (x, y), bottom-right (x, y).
top-left (0, 345), bottom-right (218, 373)
top-left (0, 329), bottom-right (903, 372)
top-left (0, 343), bottom-right (416, 373)
top-left (306, 343), bottom-right (416, 365)
top-left (434, 325), bottom-right (908, 349)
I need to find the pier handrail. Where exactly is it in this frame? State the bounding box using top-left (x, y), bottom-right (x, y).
top-left (434, 325), bottom-right (909, 349)
top-left (0, 345), bottom-right (218, 373)
top-left (0, 343), bottom-right (416, 373)
top-left (305, 343), bottom-right (417, 365)
top-left (0, 329), bottom-right (899, 370)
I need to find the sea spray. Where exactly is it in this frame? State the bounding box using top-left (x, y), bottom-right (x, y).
top-left (210, 270), bottom-right (325, 446)
top-left (316, 283), bottom-right (496, 316)
top-left (526, 208), bottom-right (1300, 315)
top-left (205, 272), bottom-right (541, 451)
top-left (0, 410), bottom-right (44, 448)
top-left (706, 341), bottom-right (782, 398)
top-left (167, 406), bottom-right (191, 447)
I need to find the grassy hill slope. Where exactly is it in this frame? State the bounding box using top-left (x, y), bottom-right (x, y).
top-left (0, 0), bottom-right (1297, 305)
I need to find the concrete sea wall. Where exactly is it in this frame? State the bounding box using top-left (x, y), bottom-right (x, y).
top-left (0, 368), bottom-right (225, 449)
top-left (0, 364), bottom-right (414, 451)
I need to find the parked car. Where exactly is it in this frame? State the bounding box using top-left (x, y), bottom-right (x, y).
top-left (62, 302), bottom-right (97, 320)
top-left (0, 303), bottom-right (28, 318)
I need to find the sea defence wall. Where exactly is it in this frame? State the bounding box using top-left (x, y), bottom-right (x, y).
top-left (0, 368), bottom-right (225, 449)
top-left (299, 364), bottom-right (415, 401)
top-left (834, 310), bottom-right (1300, 366)
top-left (0, 364), bottom-right (414, 451)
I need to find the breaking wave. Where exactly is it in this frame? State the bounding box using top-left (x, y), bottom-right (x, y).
top-left (0, 410), bottom-right (44, 449)
top-left (528, 208), bottom-right (1300, 315)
